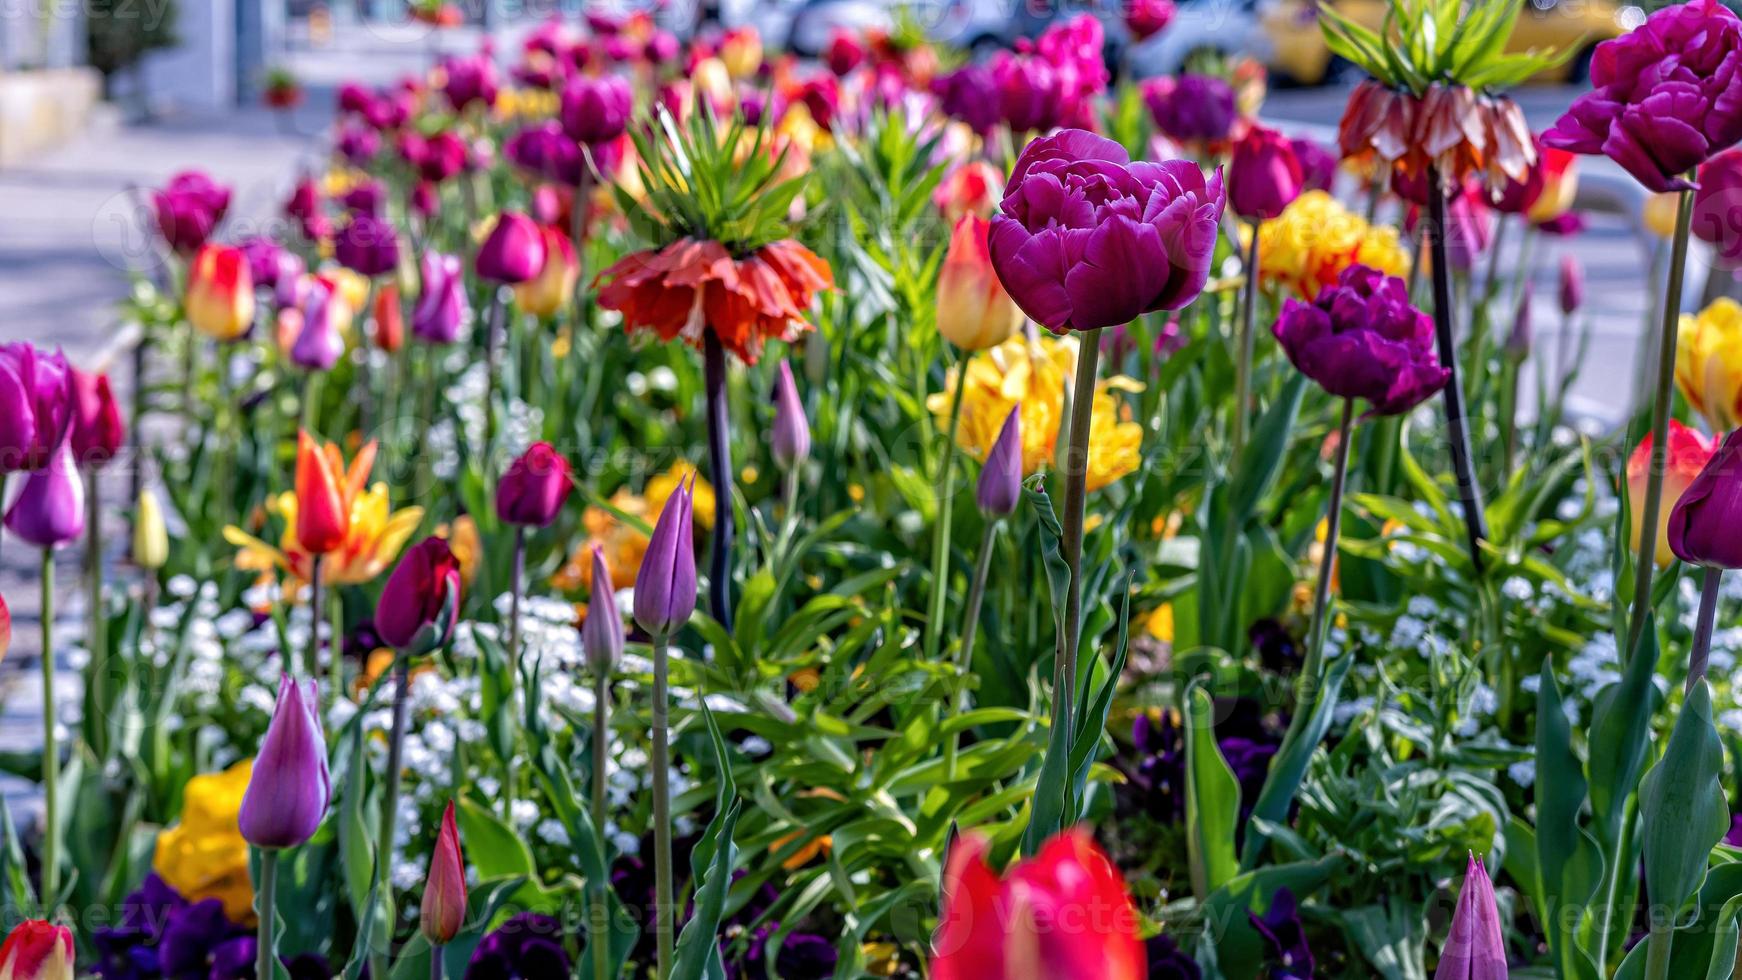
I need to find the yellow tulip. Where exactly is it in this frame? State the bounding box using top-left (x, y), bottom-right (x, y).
top-left (937, 215), bottom-right (1025, 352)
top-left (513, 224), bottom-right (579, 319)
top-left (1677, 298), bottom-right (1742, 431)
top-left (1257, 191), bottom-right (1410, 300)
top-left (719, 27), bottom-right (763, 79)
top-left (133, 489), bottom-right (169, 569)
top-left (1643, 192), bottom-right (1682, 239)
top-left (186, 244), bottom-right (255, 341)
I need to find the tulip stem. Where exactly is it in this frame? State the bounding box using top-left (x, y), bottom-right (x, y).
top-left (39, 548), bottom-right (58, 907)
top-left (255, 848), bottom-right (278, 980)
top-left (1688, 567), bottom-right (1722, 696)
top-left (1232, 219), bottom-right (1262, 461)
top-left (591, 665), bottom-right (611, 980)
top-left (482, 289), bottom-right (506, 453)
top-left (378, 650), bottom-right (410, 913)
top-left (1425, 170), bottom-right (1488, 572)
top-left (944, 519), bottom-right (999, 782)
top-left (703, 330), bottom-right (735, 629)
top-left (85, 469), bottom-right (108, 759)
top-left (1056, 331), bottom-right (1102, 730)
top-left (925, 353), bottom-right (971, 664)
top-left (1627, 187), bottom-right (1695, 657)
top-left (130, 329), bottom-right (148, 515)
top-left (650, 633), bottom-right (674, 979)
top-left (504, 525), bottom-right (525, 817)
top-left (306, 557), bottom-right (324, 682)
top-left (1644, 922), bottom-right (1674, 980)
top-left (431, 944), bottom-right (444, 980)
top-left (301, 370), bottom-right (324, 440)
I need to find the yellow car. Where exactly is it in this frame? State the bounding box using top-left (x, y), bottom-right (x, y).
top-left (1262, 0), bottom-right (1633, 85)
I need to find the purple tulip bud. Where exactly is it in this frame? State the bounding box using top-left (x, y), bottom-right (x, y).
top-left (1669, 430), bottom-right (1742, 568)
top-left (560, 74), bottom-right (633, 145)
top-left (291, 278), bottom-right (348, 372)
top-left (334, 212), bottom-right (400, 278)
top-left (3, 441), bottom-right (85, 548)
top-left (505, 122), bottom-right (585, 186)
top-left (633, 477), bottom-right (697, 637)
top-left (1506, 284), bottom-right (1532, 362)
top-left (440, 53), bottom-right (500, 112)
top-left (1558, 256), bottom-right (1583, 316)
top-left (1228, 126), bottom-right (1304, 222)
top-left (336, 123), bottom-right (381, 165)
top-left (475, 212), bottom-right (547, 285)
top-left (151, 170), bottom-right (231, 256)
top-left (376, 537), bottom-right (462, 653)
top-left (238, 675), bottom-right (331, 850)
top-left (931, 64), bottom-right (1000, 135)
top-left (339, 179), bottom-right (387, 217)
top-left (413, 251), bottom-right (469, 345)
top-left (0, 344), bottom-right (73, 474)
top-left (1433, 854), bottom-right (1506, 980)
top-left (770, 361), bottom-right (810, 469)
top-left (976, 407), bottom-right (1022, 518)
top-left (496, 442), bottom-right (572, 527)
top-left (1271, 264), bottom-right (1450, 416)
top-left (238, 236), bottom-right (298, 292)
top-left (1290, 137), bottom-right (1338, 194)
top-left (582, 546), bottom-right (624, 675)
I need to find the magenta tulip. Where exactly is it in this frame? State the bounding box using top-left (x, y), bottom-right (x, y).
top-left (633, 476), bottom-right (697, 637)
top-left (496, 442), bottom-right (572, 527)
top-left (1433, 854), bottom-right (1506, 980)
top-left (151, 170), bottom-right (231, 255)
top-left (475, 212), bottom-right (547, 285)
top-left (0, 344), bottom-right (72, 474)
top-left (413, 251), bottom-right (468, 345)
top-left (1272, 264), bottom-right (1450, 416)
top-left (239, 675), bottom-right (330, 849)
top-left (69, 368), bottom-right (124, 469)
top-left (1228, 125), bottom-right (1304, 221)
top-left (376, 537), bottom-right (462, 653)
top-left (560, 74), bottom-right (633, 145)
top-left (770, 361), bottom-right (810, 469)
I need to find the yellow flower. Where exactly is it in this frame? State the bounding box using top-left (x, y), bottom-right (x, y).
top-left (1144, 604), bottom-right (1174, 643)
top-left (1257, 190), bottom-right (1410, 300)
top-left (1643, 192), bottom-right (1682, 239)
top-left (134, 489), bottom-right (169, 569)
top-left (153, 760), bottom-right (255, 924)
top-left (1676, 298), bottom-right (1742, 431)
top-left (223, 483), bottom-right (423, 588)
top-left (927, 334), bottom-right (1145, 491)
top-left (436, 514), bottom-right (481, 591)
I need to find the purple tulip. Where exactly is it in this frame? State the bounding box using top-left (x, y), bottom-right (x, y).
top-left (376, 537), bottom-right (462, 653)
top-left (1228, 125), bottom-right (1303, 221)
top-left (337, 81), bottom-right (374, 116)
top-left (440, 53), bottom-right (500, 112)
top-left (413, 251), bottom-right (468, 344)
top-left (505, 122), bottom-right (586, 186)
top-left (336, 124), bottom-right (381, 165)
top-left (633, 476), bottom-right (697, 637)
top-left (239, 675), bottom-right (331, 850)
top-left (987, 129), bottom-right (1224, 333)
top-left (931, 64), bottom-right (1001, 135)
top-left (991, 53), bottom-right (1063, 134)
top-left (1506, 284), bottom-right (1532, 361)
top-left (411, 181), bottom-right (439, 221)
top-left (644, 30), bottom-right (679, 64)
top-left (1693, 147), bottom-right (1742, 268)
top-left (1443, 187), bottom-right (1493, 273)
top-left (560, 74), bottom-right (633, 145)
top-left (496, 442), bottom-right (572, 527)
top-left (1271, 264), bottom-right (1450, 416)
top-left (0, 344), bottom-right (73, 474)
top-left (3, 441), bottom-right (84, 547)
top-left (1558, 256), bottom-right (1583, 316)
top-left (1669, 429), bottom-right (1742, 568)
top-left (1290, 137), bottom-right (1338, 194)
top-left (1433, 854), bottom-right (1506, 980)
top-left (1143, 75), bottom-right (1237, 146)
top-left (582, 546), bottom-right (623, 675)
top-left (1543, 0), bottom-right (1742, 192)
top-left (475, 212), bottom-right (547, 284)
top-left (291, 278), bottom-right (347, 372)
top-left (402, 131), bottom-right (468, 184)
top-left (770, 361), bottom-right (810, 469)
top-left (976, 407), bottom-right (1022, 518)
top-left (237, 236), bottom-right (297, 292)
top-left (334, 213), bottom-right (399, 278)
top-left (151, 171), bottom-right (231, 255)
top-left (338, 179), bottom-right (387, 217)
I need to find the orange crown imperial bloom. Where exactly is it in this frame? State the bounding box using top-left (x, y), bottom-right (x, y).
top-left (595, 237), bottom-right (833, 364)
top-left (186, 244), bottom-right (256, 342)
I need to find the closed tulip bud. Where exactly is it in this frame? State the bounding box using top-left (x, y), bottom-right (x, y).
top-left (977, 407), bottom-right (1022, 517)
top-left (133, 489), bottom-right (169, 570)
top-left (560, 74), bottom-right (633, 145)
top-left (334, 212), bottom-right (401, 279)
top-left (513, 225), bottom-right (579, 320)
top-left (1433, 854), bottom-right (1505, 980)
top-left (1558, 255), bottom-right (1583, 316)
top-left (633, 476), bottom-right (697, 637)
top-left (239, 675), bottom-right (331, 850)
top-left (475, 212), bottom-right (547, 285)
top-left (295, 430), bottom-right (350, 554)
top-left (1629, 420), bottom-right (1716, 567)
top-left (1229, 125), bottom-right (1305, 221)
top-left (374, 282), bottom-right (405, 353)
top-left (376, 537), bottom-right (462, 653)
top-left (719, 26), bottom-right (762, 78)
top-left (420, 801), bottom-right (468, 945)
top-left (938, 215), bottom-right (1024, 351)
top-left (583, 547), bottom-right (624, 674)
top-left (3, 442), bottom-right (84, 548)
top-left (69, 368), bottom-right (124, 469)
top-left (0, 344), bottom-right (73, 475)
top-left (933, 162), bottom-right (1003, 225)
top-left (770, 361), bottom-right (810, 469)
top-left (284, 177), bottom-right (329, 242)
top-left (0, 920), bottom-right (75, 980)
top-left (186, 245), bottom-right (256, 342)
top-left (290, 278), bottom-right (348, 372)
top-left (0, 594), bottom-right (9, 664)
top-left (1669, 428), bottom-right (1742, 568)
top-left (151, 171), bottom-right (230, 256)
top-left (1505, 284), bottom-right (1532, 363)
top-left (413, 251), bottom-right (469, 345)
top-left (496, 442), bottom-right (572, 528)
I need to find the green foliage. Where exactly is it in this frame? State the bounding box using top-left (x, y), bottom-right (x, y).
top-left (1318, 0), bottom-right (1572, 93)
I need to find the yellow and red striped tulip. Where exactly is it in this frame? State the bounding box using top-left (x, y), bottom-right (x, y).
top-left (186, 244), bottom-right (255, 341)
top-left (1627, 419), bottom-right (1717, 568)
top-left (936, 215), bottom-right (1024, 352)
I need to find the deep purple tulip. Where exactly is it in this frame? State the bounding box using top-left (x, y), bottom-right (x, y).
top-left (336, 124), bottom-right (381, 165)
top-left (338, 179), bottom-right (387, 217)
top-left (290, 278), bottom-right (347, 371)
top-left (238, 675), bottom-right (331, 850)
top-left (0, 343), bottom-right (73, 474)
top-left (1506, 284), bottom-right (1532, 361)
top-left (633, 476), bottom-right (696, 637)
top-left (337, 81), bottom-right (374, 116)
top-left (69, 368), bottom-right (125, 469)
top-left (976, 406), bottom-right (1022, 518)
top-left (152, 171), bottom-right (231, 255)
top-left (1543, 0), bottom-right (1742, 192)
top-left (770, 361), bottom-right (810, 469)
top-left (1433, 855), bottom-right (1506, 980)
top-left (411, 181), bottom-right (439, 221)
top-left (644, 30), bottom-right (679, 64)
top-left (402, 131), bottom-right (468, 184)
top-left (1290, 137), bottom-right (1338, 194)
top-left (283, 177), bottom-right (329, 243)
top-left (238, 236), bottom-right (299, 292)
top-left (560, 74), bottom-right (633, 145)
top-left (334, 212), bottom-right (400, 278)
top-left (3, 441), bottom-right (84, 547)
top-left (413, 251), bottom-right (468, 344)
top-left (1693, 147), bottom-right (1742, 268)
top-left (441, 53), bottom-right (500, 112)
top-left (931, 64), bottom-right (1001, 135)
top-left (1228, 125), bottom-right (1304, 221)
top-left (505, 122), bottom-right (586, 186)
top-left (1143, 74), bottom-right (1237, 145)
top-left (376, 537), bottom-right (462, 653)
top-left (1271, 264), bottom-right (1450, 416)
top-left (987, 129), bottom-right (1224, 333)
top-left (582, 546), bottom-right (623, 674)
top-left (475, 211), bottom-right (547, 284)
top-left (1559, 255), bottom-right (1583, 316)
top-left (1669, 429), bottom-right (1742, 568)
top-left (496, 441), bottom-right (572, 527)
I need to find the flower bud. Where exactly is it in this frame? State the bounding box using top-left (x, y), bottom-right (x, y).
top-left (976, 407), bottom-right (1022, 517)
top-left (1435, 854), bottom-right (1505, 980)
top-left (69, 368), bottom-right (124, 469)
top-left (1558, 255), bottom-right (1583, 316)
top-left (513, 225), bottom-right (579, 320)
top-left (413, 252), bottom-right (469, 345)
top-left (937, 215), bottom-right (1024, 351)
top-left (582, 546), bottom-right (623, 675)
top-left (1505, 284), bottom-right (1532, 363)
top-left (496, 442), bottom-right (572, 528)
top-left (0, 344), bottom-right (72, 475)
top-left (295, 430), bottom-right (350, 554)
top-left (151, 171), bottom-right (230, 256)
top-left (133, 489), bottom-right (169, 570)
top-left (374, 282), bottom-right (405, 353)
top-left (560, 74), bottom-right (633, 145)
top-left (420, 800), bottom-right (468, 946)
top-left (633, 476), bottom-right (697, 637)
top-left (290, 277), bottom-right (349, 372)
top-left (186, 245), bottom-right (256, 342)
top-left (1669, 428), bottom-right (1742, 569)
top-left (475, 211), bottom-right (547, 285)
top-left (376, 537), bottom-right (462, 654)
top-left (1228, 125), bottom-right (1304, 222)
top-left (1629, 420), bottom-right (1716, 568)
top-left (0, 920), bottom-right (75, 980)
top-left (238, 675), bottom-right (331, 850)
top-left (771, 361), bottom-right (810, 469)
top-left (3, 442), bottom-right (84, 548)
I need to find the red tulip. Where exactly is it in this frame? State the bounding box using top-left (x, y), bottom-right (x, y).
top-left (69, 368), bottom-right (125, 469)
top-left (0, 593), bottom-right (10, 665)
top-left (496, 442), bottom-right (572, 528)
top-left (1628, 420), bottom-right (1716, 568)
top-left (932, 828), bottom-right (1143, 980)
top-left (420, 800), bottom-right (468, 945)
top-left (375, 536), bottom-right (462, 653)
top-left (0, 920), bottom-right (73, 980)
top-left (294, 430), bottom-right (353, 555)
top-left (374, 283), bottom-right (405, 354)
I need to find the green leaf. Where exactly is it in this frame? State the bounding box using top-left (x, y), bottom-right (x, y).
top-left (671, 700), bottom-right (743, 980)
top-left (1587, 614), bottom-right (1663, 847)
top-left (1185, 683), bottom-right (1240, 899)
top-left (1639, 680), bottom-right (1731, 923)
top-left (1241, 653), bottom-right (1355, 867)
top-left (1535, 665), bottom-right (1604, 980)
top-left (456, 797), bottom-right (536, 880)
top-left (1230, 372), bottom-right (1307, 525)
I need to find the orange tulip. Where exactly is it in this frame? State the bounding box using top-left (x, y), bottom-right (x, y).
top-left (295, 430), bottom-right (369, 555)
top-left (936, 215), bottom-right (1024, 351)
top-left (374, 282), bottom-right (404, 353)
top-left (513, 225), bottom-right (579, 320)
top-left (1627, 419), bottom-right (1717, 567)
top-left (186, 244), bottom-right (255, 341)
